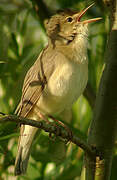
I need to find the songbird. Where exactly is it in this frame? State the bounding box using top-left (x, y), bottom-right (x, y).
top-left (14, 3), bottom-right (101, 175)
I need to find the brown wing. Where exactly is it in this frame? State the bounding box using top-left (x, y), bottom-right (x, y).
top-left (16, 45), bottom-right (57, 117)
top-left (16, 50), bottom-right (47, 117)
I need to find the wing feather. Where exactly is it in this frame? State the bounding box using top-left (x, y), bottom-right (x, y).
top-left (17, 50), bottom-right (46, 117)
top-left (16, 46), bottom-right (57, 118)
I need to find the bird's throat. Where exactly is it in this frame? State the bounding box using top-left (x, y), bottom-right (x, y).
top-left (54, 34), bottom-right (88, 64)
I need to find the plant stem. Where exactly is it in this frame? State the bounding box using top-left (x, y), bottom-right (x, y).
top-left (85, 0), bottom-right (117, 179)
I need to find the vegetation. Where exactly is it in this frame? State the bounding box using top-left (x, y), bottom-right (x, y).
top-left (0, 0), bottom-right (117, 179)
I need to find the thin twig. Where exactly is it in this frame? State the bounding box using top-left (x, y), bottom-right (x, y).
top-left (30, 0), bottom-right (52, 28)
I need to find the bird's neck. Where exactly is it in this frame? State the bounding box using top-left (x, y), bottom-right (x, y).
top-left (48, 35), bottom-right (88, 64)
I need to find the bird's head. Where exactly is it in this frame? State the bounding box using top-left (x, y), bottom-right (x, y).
top-left (44, 3), bottom-right (102, 44)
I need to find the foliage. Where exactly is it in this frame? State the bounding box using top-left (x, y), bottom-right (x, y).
top-left (0, 0), bottom-right (115, 179)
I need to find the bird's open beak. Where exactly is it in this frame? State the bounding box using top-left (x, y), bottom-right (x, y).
top-left (77, 3), bottom-right (102, 24)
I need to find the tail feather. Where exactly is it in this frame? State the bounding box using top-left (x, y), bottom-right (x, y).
top-left (15, 147), bottom-right (30, 175)
top-left (15, 125), bottom-right (38, 175)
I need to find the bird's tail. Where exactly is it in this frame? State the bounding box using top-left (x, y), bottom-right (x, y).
top-left (14, 125), bottom-right (38, 175)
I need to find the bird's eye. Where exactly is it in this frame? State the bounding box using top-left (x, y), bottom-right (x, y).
top-left (67, 17), bottom-right (73, 22)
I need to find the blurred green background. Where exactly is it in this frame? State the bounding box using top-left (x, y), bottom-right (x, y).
top-left (0, 0), bottom-right (116, 180)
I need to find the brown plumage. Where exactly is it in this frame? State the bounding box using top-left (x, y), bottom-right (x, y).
top-left (14, 4), bottom-right (101, 175)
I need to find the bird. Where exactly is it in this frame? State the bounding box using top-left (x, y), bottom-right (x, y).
top-left (14, 3), bottom-right (101, 175)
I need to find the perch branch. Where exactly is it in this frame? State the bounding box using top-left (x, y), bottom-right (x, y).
top-left (0, 114), bottom-right (96, 157)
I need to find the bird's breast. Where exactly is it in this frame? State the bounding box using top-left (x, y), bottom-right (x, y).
top-left (48, 61), bottom-right (88, 100)
top-left (37, 60), bottom-right (88, 115)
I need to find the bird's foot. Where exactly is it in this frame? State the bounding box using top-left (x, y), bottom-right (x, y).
top-left (37, 111), bottom-right (59, 140)
top-left (49, 115), bottom-right (73, 139)
top-left (37, 111), bottom-right (72, 140)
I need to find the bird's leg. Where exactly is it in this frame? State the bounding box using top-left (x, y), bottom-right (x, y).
top-left (37, 111), bottom-right (49, 123)
top-left (34, 106), bottom-right (72, 139)
top-left (34, 108), bottom-right (58, 140)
